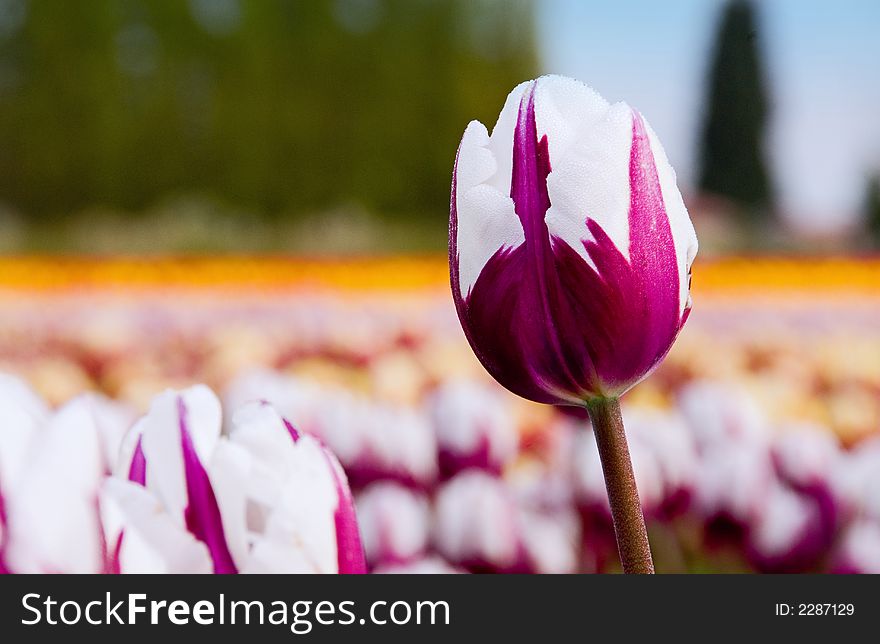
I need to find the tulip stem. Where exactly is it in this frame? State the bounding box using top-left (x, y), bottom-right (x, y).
top-left (586, 396), bottom-right (655, 574)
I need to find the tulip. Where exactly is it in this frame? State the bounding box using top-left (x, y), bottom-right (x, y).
top-left (103, 385), bottom-right (366, 574)
top-left (355, 482), bottom-right (431, 568)
top-left (225, 371), bottom-right (437, 490)
top-left (678, 380), bottom-right (769, 451)
top-left (831, 437), bottom-right (880, 524)
top-left (315, 397), bottom-right (438, 491)
top-left (832, 520), bottom-right (880, 574)
top-left (433, 470), bottom-right (527, 573)
top-left (746, 481), bottom-right (831, 574)
top-left (427, 380), bottom-right (518, 478)
top-left (373, 556), bottom-right (463, 575)
top-left (449, 75), bottom-right (697, 574)
top-left (696, 441), bottom-right (774, 548)
top-left (450, 75), bottom-right (697, 404)
top-left (433, 469), bottom-right (579, 574)
top-left (517, 506), bottom-right (581, 574)
top-left (0, 376), bottom-right (133, 573)
top-left (770, 425), bottom-right (839, 551)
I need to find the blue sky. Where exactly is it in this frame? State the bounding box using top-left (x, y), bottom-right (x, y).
top-left (536, 0), bottom-right (880, 231)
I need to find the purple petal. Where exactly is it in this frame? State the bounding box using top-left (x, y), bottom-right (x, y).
top-left (282, 418), bottom-right (301, 442)
top-left (438, 435), bottom-right (499, 479)
top-left (451, 81), bottom-right (684, 403)
top-left (0, 487), bottom-right (7, 574)
top-left (177, 396), bottom-right (238, 574)
top-left (127, 436), bottom-right (147, 485)
top-left (322, 450), bottom-right (366, 574)
top-left (106, 533), bottom-right (124, 575)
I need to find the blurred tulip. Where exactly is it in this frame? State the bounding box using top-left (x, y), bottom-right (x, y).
top-left (433, 470), bottom-right (527, 573)
top-left (104, 386), bottom-right (365, 574)
top-left (678, 380), bottom-right (769, 451)
top-left (831, 437), bottom-right (880, 523)
top-left (517, 506), bottom-right (581, 574)
top-left (433, 469), bottom-right (579, 573)
top-left (571, 424), bottom-right (663, 520)
top-left (627, 410), bottom-right (698, 519)
top-left (427, 380), bottom-right (517, 478)
top-left (770, 425), bottom-right (840, 553)
top-left (0, 377), bottom-right (132, 573)
top-left (696, 441), bottom-right (775, 546)
top-left (226, 371), bottom-right (437, 490)
top-left (355, 482), bottom-right (431, 568)
top-left (310, 393), bottom-right (438, 490)
top-left (772, 424), bottom-right (840, 491)
top-left (746, 481), bottom-right (829, 573)
top-left (450, 75), bottom-right (697, 405)
top-left (832, 520), bottom-right (880, 574)
top-left (373, 555), bottom-right (463, 574)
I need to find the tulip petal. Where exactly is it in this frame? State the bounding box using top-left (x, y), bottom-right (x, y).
top-left (128, 436), bottom-right (146, 485)
top-left (323, 449), bottom-right (367, 574)
top-left (453, 78), bottom-right (690, 402)
top-left (177, 396), bottom-right (238, 574)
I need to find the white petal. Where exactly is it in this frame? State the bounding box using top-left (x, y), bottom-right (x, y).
top-left (453, 82), bottom-right (531, 298)
top-left (219, 403), bottom-right (341, 574)
top-left (5, 398), bottom-right (104, 573)
top-left (0, 374), bottom-right (49, 491)
top-left (100, 478), bottom-right (212, 574)
top-left (356, 482), bottom-right (430, 565)
top-left (544, 100), bottom-right (634, 270)
top-left (140, 385), bottom-right (222, 524)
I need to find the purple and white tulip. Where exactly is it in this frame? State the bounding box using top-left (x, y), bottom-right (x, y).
top-left (450, 75), bottom-right (697, 405)
top-left (103, 386), bottom-right (366, 574)
top-left (226, 372), bottom-right (438, 491)
top-left (427, 380), bottom-right (517, 478)
top-left (433, 470), bottom-right (527, 573)
top-left (746, 480), bottom-right (831, 573)
top-left (0, 376), bottom-right (134, 574)
top-left (833, 520), bottom-right (880, 574)
top-left (696, 441), bottom-right (775, 546)
top-left (355, 482), bottom-right (431, 568)
top-left (832, 437), bottom-right (880, 524)
top-left (373, 556), bottom-right (463, 575)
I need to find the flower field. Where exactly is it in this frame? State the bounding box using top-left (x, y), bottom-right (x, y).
top-left (1, 256), bottom-right (879, 573)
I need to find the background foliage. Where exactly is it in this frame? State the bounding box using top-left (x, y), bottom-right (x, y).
top-left (0, 0), bottom-right (536, 227)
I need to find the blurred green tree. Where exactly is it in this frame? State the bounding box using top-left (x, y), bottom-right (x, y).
top-left (0, 0), bottom-right (536, 225)
top-left (865, 174), bottom-right (880, 246)
top-left (697, 0), bottom-right (773, 217)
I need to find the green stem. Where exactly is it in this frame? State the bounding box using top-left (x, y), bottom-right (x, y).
top-left (586, 396), bottom-right (655, 574)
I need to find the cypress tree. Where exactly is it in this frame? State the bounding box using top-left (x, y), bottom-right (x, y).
top-left (866, 175), bottom-right (880, 246)
top-left (698, 0), bottom-right (773, 216)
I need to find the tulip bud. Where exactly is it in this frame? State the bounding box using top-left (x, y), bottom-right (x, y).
top-left (678, 380), bottom-right (769, 451)
top-left (0, 377), bottom-right (132, 574)
top-left (433, 470), bottom-right (526, 573)
top-left (427, 380), bottom-right (518, 478)
top-left (696, 441), bottom-right (775, 546)
top-left (832, 437), bottom-right (880, 523)
top-left (311, 392), bottom-right (438, 491)
top-left (104, 386), bottom-right (365, 574)
top-left (355, 482), bottom-right (431, 568)
top-left (373, 556), bottom-right (462, 574)
top-left (746, 481), bottom-right (829, 573)
top-left (833, 520), bottom-right (880, 574)
top-left (450, 75), bottom-right (697, 405)
top-left (227, 372), bottom-right (438, 491)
